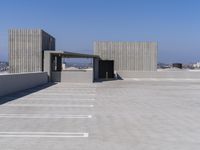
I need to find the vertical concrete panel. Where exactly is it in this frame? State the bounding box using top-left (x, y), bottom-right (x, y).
top-left (9, 29), bottom-right (55, 73)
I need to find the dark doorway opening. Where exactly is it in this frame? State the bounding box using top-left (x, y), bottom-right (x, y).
top-left (99, 60), bottom-right (114, 79)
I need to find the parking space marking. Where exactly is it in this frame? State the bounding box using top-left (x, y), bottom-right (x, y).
top-left (22, 98), bottom-right (95, 101)
top-left (0, 132), bottom-right (88, 138)
top-left (3, 97), bottom-right (95, 101)
top-left (0, 114), bottom-right (92, 119)
top-left (30, 93), bottom-right (95, 96)
top-left (1, 104), bottom-right (94, 108)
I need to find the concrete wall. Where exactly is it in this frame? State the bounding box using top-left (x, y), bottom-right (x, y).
top-left (9, 29), bottom-right (55, 73)
top-left (0, 72), bottom-right (48, 97)
top-left (93, 58), bottom-right (99, 81)
top-left (94, 41), bottom-right (157, 72)
top-left (42, 30), bottom-right (56, 51)
top-left (117, 71), bottom-right (200, 79)
top-left (51, 71), bottom-right (93, 83)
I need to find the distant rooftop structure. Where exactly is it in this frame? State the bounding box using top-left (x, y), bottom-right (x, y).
top-left (94, 41), bottom-right (158, 78)
top-left (9, 29), bottom-right (55, 73)
top-left (94, 41), bottom-right (157, 71)
top-left (8, 29), bottom-right (158, 81)
top-left (193, 62), bottom-right (200, 68)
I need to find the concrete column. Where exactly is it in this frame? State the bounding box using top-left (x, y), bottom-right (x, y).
top-left (43, 51), bottom-right (51, 81)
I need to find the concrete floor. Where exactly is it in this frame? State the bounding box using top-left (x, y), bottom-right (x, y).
top-left (0, 79), bottom-right (200, 149)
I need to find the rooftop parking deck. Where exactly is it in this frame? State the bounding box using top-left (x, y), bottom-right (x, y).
top-left (0, 79), bottom-right (200, 150)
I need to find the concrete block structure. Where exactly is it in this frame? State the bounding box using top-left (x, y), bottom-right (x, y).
top-left (8, 29), bottom-right (157, 81)
top-left (9, 29), bottom-right (55, 73)
top-left (94, 41), bottom-right (157, 78)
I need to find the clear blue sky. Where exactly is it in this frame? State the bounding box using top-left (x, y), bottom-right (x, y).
top-left (1, 0), bottom-right (200, 63)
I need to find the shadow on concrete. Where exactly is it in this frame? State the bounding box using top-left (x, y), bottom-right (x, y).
top-left (0, 82), bottom-right (57, 105)
top-left (116, 73), bottom-right (123, 80)
top-left (94, 79), bottom-right (115, 83)
top-left (94, 74), bottom-right (123, 82)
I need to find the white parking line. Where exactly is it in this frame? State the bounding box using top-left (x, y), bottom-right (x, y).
top-left (133, 79), bottom-right (140, 81)
top-left (29, 89), bottom-right (96, 91)
top-left (30, 93), bottom-right (95, 96)
top-left (3, 97), bottom-right (95, 101)
top-left (0, 114), bottom-right (92, 119)
top-left (0, 132), bottom-right (88, 138)
top-left (2, 104), bottom-right (94, 108)
top-left (18, 98), bottom-right (95, 101)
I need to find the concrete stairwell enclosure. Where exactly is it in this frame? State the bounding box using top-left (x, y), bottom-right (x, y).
top-left (94, 41), bottom-right (158, 78)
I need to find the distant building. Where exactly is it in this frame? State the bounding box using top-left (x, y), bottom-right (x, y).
top-left (193, 62), bottom-right (200, 68)
top-left (94, 41), bottom-right (157, 78)
top-left (172, 63), bottom-right (182, 69)
top-left (157, 63), bottom-right (171, 69)
top-left (0, 61), bottom-right (9, 72)
top-left (9, 29), bottom-right (55, 73)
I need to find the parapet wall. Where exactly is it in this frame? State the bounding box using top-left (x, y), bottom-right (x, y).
top-left (51, 70), bottom-right (93, 83)
top-left (117, 71), bottom-right (200, 79)
top-left (0, 72), bottom-right (48, 97)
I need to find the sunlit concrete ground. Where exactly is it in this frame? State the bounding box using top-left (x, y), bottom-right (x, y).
top-left (0, 79), bottom-right (200, 150)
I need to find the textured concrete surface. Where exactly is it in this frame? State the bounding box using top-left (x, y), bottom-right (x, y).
top-left (0, 80), bottom-right (200, 149)
top-left (94, 41), bottom-right (157, 71)
top-left (9, 29), bottom-right (55, 73)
